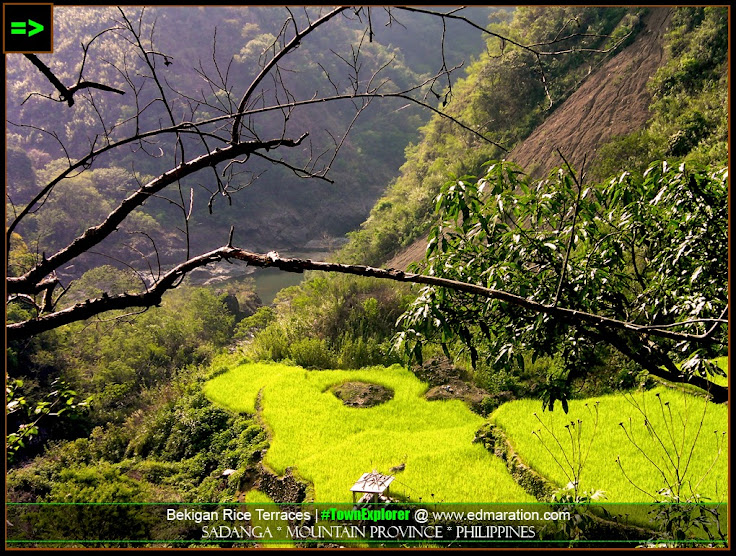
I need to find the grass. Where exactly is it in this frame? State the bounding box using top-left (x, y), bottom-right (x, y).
top-left (205, 362), bottom-right (534, 504)
top-left (242, 490), bottom-right (293, 548)
top-left (491, 386), bottom-right (728, 504)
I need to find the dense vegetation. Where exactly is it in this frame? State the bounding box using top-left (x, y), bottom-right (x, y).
top-left (6, 6), bottom-right (728, 547)
top-left (235, 275), bottom-right (411, 370)
top-left (7, 278), bottom-right (249, 463)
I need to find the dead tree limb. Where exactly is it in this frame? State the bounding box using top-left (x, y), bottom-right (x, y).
top-left (24, 53), bottom-right (125, 107)
top-left (8, 246), bottom-right (727, 405)
top-left (7, 135), bottom-right (306, 297)
top-left (10, 247), bottom-right (725, 345)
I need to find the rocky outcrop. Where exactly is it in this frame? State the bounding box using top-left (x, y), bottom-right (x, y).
top-left (255, 466), bottom-right (308, 504)
top-left (330, 381), bottom-right (394, 408)
top-left (425, 380), bottom-right (489, 414)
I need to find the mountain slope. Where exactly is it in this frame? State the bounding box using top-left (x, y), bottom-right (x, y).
top-left (508, 8), bottom-right (671, 178)
top-left (6, 7), bottom-right (493, 263)
top-left (384, 8), bottom-right (672, 272)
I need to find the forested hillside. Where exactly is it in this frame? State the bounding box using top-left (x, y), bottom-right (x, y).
top-left (6, 6), bottom-right (728, 548)
top-left (7, 6), bottom-right (490, 270)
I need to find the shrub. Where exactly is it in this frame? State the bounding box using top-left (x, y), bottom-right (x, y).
top-left (249, 323), bottom-right (291, 362)
top-left (234, 306), bottom-right (276, 339)
top-left (473, 363), bottom-right (523, 397)
top-left (289, 337), bottom-right (337, 369)
top-left (89, 424), bottom-right (131, 463)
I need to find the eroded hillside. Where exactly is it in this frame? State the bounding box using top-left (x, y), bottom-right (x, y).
top-left (385, 8), bottom-right (672, 271)
top-left (508, 8), bottom-right (671, 178)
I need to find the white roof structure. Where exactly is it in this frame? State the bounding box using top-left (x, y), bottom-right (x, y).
top-left (350, 471), bottom-right (394, 495)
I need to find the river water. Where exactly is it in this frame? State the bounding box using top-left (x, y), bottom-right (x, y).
top-left (188, 248), bottom-right (333, 305)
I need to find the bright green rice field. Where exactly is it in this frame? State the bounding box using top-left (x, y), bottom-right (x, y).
top-left (204, 362), bottom-right (535, 504)
top-left (205, 360), bottom-right (727, 507)
top-left (491, 385), bottom-right (728, 503)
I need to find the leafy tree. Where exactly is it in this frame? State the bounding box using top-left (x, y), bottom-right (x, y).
top-left (66, 265), bottom-right (141, 302)
top-left (7, 377), bottom-right (91, 464)
top-left (6, 282), bottom-right (240, 464)
top-left (395, 160), bottom-right (727, 407)
top-left (7, 232), bottom-right (36, 277)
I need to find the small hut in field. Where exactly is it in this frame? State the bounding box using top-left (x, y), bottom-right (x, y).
top-left (350, 470), bottom-right (394, 506)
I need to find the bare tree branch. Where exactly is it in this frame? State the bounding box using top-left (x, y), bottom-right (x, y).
top-left (554, 149), bottom-right (586, 306)
top-left (231, 6), bottom-right (349, 144)
top-left (9, 247), bottom-right (725, 349)
top-left (8, 134), bottom-right (307, 296)
top-left (24, 53), bottom-right (125, 107)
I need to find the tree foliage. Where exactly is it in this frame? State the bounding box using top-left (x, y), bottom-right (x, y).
top-left (7, 377), bottom-right (91, 464)
top-left (396, 160), bottom-right (728, 408)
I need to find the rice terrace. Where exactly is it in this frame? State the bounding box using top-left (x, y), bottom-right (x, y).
top-left (6, 5), bottom-right (728, 550)
top-left (205, 362), bottom-right (534, 504)
top-left (205, 358), bottom-right (727, 519)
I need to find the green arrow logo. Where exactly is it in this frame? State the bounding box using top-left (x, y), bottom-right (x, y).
top-left (10, 19), bottom-right (44, 37)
